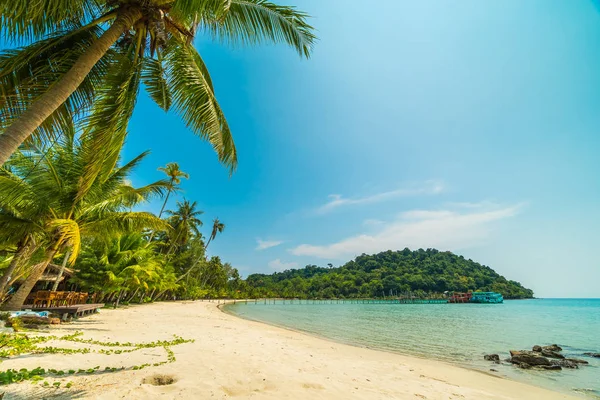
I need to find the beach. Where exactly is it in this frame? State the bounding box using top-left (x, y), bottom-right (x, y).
top-left (1, 301), bottom-right (577, 399)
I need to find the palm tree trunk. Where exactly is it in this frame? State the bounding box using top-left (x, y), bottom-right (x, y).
top-left (0, 240), bottom-right (29, 297)
top-left (147, 185), bottom-right (172, 243)
top-left (1, 246), bottom-right (59, 311)
top-left (114, 289), bottom-right (124, 308)
top-left (0, 8), bottom-right (143, 165)
top-left (51, 248), bottom-right (71, 292)
top-left (128, 287), bottom-right (140, 302)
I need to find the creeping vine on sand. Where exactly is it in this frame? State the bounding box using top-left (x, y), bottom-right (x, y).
top-left (0, 332), bottom-right (193, 385)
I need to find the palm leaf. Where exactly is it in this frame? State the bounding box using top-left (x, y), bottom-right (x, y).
top-left (76, 48), bottom-right (142, 203)
top-left (202, 0), bottom-right (315, 58)
top-left (0, 0), bottom-right (102, 43)
top-left (165, 38), bottom-right (237, 171)
top-left (46, 218), bottom-right (81, 264)
top-left (141, 52), bottom-right (172, 111)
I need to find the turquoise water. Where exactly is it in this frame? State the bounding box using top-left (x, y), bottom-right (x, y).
top-left (226, 299), bottom-right (600, 397)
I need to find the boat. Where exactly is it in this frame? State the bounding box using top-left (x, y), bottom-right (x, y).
top-left (448, 292), bottom-right (472, 303)
top-left (469, 291), bottom-right (503, 304)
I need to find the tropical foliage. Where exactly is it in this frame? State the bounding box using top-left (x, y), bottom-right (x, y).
top-left (244, 249), bottom-right (535, 299)
top-left (0, 0), bottom-right (316, 165)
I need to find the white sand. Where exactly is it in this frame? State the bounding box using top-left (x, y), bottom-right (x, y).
top-left (1, 301), bottom-right (577, 399)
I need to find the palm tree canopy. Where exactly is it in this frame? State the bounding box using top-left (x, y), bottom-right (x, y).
top-left (209, 218), bottom-right (225, 242)
top-left (164, 199), bottom-right (204, 247)
top-left (159, 162), bottom-right (189, 188)
top-left (0, 0), bottom-right (316, 169)
top-left (0, 130), bottom-right (169, 265)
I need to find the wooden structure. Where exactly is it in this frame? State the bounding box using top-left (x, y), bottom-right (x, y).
top-left (228, 298), bottom-right (449, 305)
top-left (21, 303), bottom-right (104, 319)
top-left (448, 292), bottom-right (472, 303)
top-left (24, 290), bottom-right (91, 308)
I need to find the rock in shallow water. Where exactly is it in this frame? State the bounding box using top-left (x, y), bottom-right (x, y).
top-left (484, 354), bottom-right (500, 362)
top-left (510, 350), bottom-right (551, 366)
top-left (566, 358), bottom-right (589, 365)
top-left (550, 359), bottom-right (578, 369)
top-left (532, 345), bottom-right (542, 352)
top-left (583, 352), bottom-right (600, 358)
top-left (541, 349), bottom-right (564, 359)
top-left (543, 344), bottom-right (563, 352)
top-left (538, 365), bottom-right (562, 371)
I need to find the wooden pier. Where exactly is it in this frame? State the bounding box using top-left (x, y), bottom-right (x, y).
top-left (22, 303), bottom-right (104, 319)
top-left (228, 298), bottom-right (448, 305)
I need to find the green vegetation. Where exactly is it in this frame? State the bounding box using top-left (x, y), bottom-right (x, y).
top-left (244, 249), bottom-right (534, 299)
top-left (0, 0), bottom-right (316, 165)
top-left (0, 331), bottom-right (192, 385)
top-left (0, 0), bottom-right (317, 308)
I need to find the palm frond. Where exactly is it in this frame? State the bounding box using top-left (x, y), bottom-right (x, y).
top-left (76, 48), bottom-right (143, 203)
top-left (142, 52), bottom-right (172, 111)
top-left (0, 0), bottom-right (103, 43)
top-left (46, 218), bottom-right (81, 264)
top-left (165, 38), bottom-right (237, 171)
top-left (0, 26), bottom-right (115, 144)
top-left (83, 211), bottom-right (169, 238)
top-left (201, 0), bottom-right (316, 58)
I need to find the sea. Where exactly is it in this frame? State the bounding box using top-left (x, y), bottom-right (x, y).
top-left (226, 298), bottom-right (600, 398)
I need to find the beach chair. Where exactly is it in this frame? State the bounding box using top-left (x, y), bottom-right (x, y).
top-left (54, 291), bottom-right (69, 306)
top-left (33, 291), bottom-right (51, 308)
top-left (66, 292), bottom-right (79, 306)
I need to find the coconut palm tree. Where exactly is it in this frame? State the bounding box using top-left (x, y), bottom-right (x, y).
top-left (170, 217), bottom-right (223, 286)
top-left (156, 163), bottom-right (189, 219)
top-left (0, 0), bottom-right (316, 165)
top-left (163, 199), bottom-right (204, 253)
top-left (0, 132), bottom-right (168, 310)
top-left (147, 162), bottom-right (188, 242)
top-left (205, 218), bottom-right (225, 250)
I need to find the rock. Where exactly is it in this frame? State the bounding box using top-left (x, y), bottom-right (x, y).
top-left (550, 359), bottom-right (578, 369)
top-left (541, 349), bottom-right (564, 359)
top-left (542, 344), bottom-right (562, 352)
top-left (490, 369), bottom-right (498, 372)
top-left (532, 345), bottom-right (542, 352)
top-left (484, 354), bottom-right (500, 362)
top-left (583, 352), bottom-right (600, 358)
top-left (538, 365), bottom-right (562, 371)
top-left (49, 317), bottom-right (61, 325)
top-left (509, 350), bottom-right (551, 366)
top-left (566, 358), bottom-right (589, 365)
top-left (518, 363), bottom-right (532, 369)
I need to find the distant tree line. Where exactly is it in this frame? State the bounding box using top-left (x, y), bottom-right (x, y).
top-left (244, 249), bottom-right (534, 300)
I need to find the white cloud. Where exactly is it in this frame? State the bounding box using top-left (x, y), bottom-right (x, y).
top-left (291, 203), bottom-right (522, 259)
top-left (256, 239), bottom-right (283, 251)
top-left (268, 259), bottom-right (298, 271)
top-left (317, 180), bottom-right (444, 214)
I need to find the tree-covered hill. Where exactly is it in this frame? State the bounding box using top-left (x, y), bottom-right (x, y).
top-left (245, 249), bottom-right (534, 299)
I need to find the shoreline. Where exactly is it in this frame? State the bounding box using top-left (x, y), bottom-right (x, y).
top-left (1, 301), bottom-right (578, 399)
top-left (220, 301), bottom-right (584, 398)
top-left (218, 302), bottom-right (502, 375)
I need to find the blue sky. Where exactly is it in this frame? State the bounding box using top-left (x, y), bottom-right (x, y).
top-left (123, 0), bottom-right (600, 298)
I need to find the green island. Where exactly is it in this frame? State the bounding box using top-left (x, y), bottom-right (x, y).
top-left (245, 249), bottom-right (534, 300)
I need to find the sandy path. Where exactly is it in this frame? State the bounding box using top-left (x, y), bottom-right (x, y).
top-left (0, 301), bottom-right (577, 399)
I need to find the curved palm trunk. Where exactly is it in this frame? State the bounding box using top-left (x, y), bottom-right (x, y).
top-left (147, 186), bottom-right (172, 243)
top-left (127, 287), bottom-right (140, 302)
top-left (51, 249), bottom-right (71, 292)
top-left (0, 8), bottom-right (143, 166)
top-left (1, 246), bottom-right (59, 311)
top-left (0, 240), bottom-right (30, 297)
